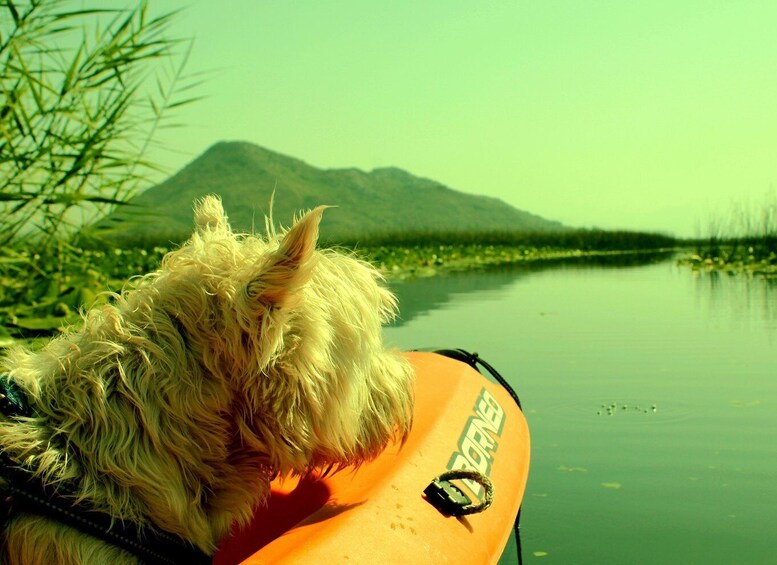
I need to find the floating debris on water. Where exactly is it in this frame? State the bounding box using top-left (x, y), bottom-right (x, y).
top-left (596, 402), bottom-right (659, 416)
top-left (731, 400), bottom-right (762, 408)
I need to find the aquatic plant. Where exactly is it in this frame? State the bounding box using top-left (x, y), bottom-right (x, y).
top-left (685, 192), bottom-right (777, 274)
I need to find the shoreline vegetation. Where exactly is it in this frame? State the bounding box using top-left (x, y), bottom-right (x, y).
top-left (680, 194), bottom-right (777, 277)
top-left (360, 243), bottom-right (678, 280)
top-left (3, 220), bottom-right (777, 346)
top-left (0, 227), bottom-right (677, 345)
top-left (6, 223), bottom-right (777, 346)
top-left (678, 248), bottom-right (777, 277)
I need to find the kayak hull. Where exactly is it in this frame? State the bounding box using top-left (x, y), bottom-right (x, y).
top-left (215, 351), bottom-right (530, 564)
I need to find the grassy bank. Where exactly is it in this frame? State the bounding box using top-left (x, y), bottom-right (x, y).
top-left (680, 194), bottom-right (777, 277)
top-left (678, 242), bottom-right (777, 277)
top-left (356, 228), bottom-right (677, 278)
top-left (1, 228), bottom-right (677, 345)
top-left (360, 243), bottom-right (676, 279)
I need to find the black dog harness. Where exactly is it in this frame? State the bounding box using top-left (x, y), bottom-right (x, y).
top-left (0, 373), bottom-right (211, 564)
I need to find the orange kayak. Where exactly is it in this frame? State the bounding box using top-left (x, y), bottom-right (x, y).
top-left (214, 350), bottom-right (530, 564)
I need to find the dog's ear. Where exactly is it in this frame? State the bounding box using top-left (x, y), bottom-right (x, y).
top-left (193, 194), bottom-right (230, 235)
top-left (247, 206), bottom-right (327, 308)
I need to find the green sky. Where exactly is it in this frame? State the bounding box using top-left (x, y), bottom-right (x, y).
top-left (155, 0), bottom-right (777, 236)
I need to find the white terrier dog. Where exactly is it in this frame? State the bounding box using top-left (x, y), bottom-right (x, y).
top-left (0, 196), bottom-right (413, 564)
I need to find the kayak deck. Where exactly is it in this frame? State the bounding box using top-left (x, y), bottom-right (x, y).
top-left (215, 351), bottom-right (530, 564)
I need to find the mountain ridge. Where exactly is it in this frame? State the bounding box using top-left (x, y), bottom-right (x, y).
top-left (100, 141), bottom-right (564, 244)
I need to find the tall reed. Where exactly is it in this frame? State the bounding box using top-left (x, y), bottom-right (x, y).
top-left (0, 0), bottom-right (200, 251)
top-left (0, 1), bottom-right (201, 343)
top-left (694, 193), bottom-right (777, 262)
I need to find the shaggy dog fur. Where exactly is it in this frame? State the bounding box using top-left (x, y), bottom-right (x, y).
top-left (0, 196), bottom-right (413, 564)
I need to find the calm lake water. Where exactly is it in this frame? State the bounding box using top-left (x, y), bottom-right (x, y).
top-left (384, 254), bottom-right (777, 565)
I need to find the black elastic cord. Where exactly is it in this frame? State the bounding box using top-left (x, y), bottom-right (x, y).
top-left (0, 454), bottom-right (210, 565)
top-left (433, 349), bottom-right (523, 410)
top-left (0, 373), bottom-right (34, 418)
top-left (0, 373), bottom-right (210, 565)
top-left (434, 349), bottom-right (524, 565)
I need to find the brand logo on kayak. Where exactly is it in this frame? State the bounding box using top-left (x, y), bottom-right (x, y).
top-left (446, 387), bottom-right (505, 498)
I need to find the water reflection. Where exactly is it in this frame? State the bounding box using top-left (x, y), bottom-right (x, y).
top-left (386, 255), bottom-right (777, 564)
top-left (691, 268), bottom-right (777, 328)
top-left (390, 268), bottom-right (521, 327)
top-left (391, 251), bottom-right (676, 327)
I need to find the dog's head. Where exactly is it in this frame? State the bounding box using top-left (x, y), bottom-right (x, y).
top-left (0, 195), bottom-right (413, 558)
top-left (152, 195), bottom-right (413, 476)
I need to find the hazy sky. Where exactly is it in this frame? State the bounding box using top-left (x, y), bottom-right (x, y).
top-left (151, 1), bottom-right (777, 237)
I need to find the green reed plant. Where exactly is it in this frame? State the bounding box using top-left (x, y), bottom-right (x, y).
top-left (0, 0), bottom-right (200, 250)
top-left (0, 0), bottom-right (200, 343)
top-left (693, 192), bottom-right (777, 264)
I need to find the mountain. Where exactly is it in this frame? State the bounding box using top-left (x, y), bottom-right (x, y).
top-left (100, 141), bottom-right (564, 244)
